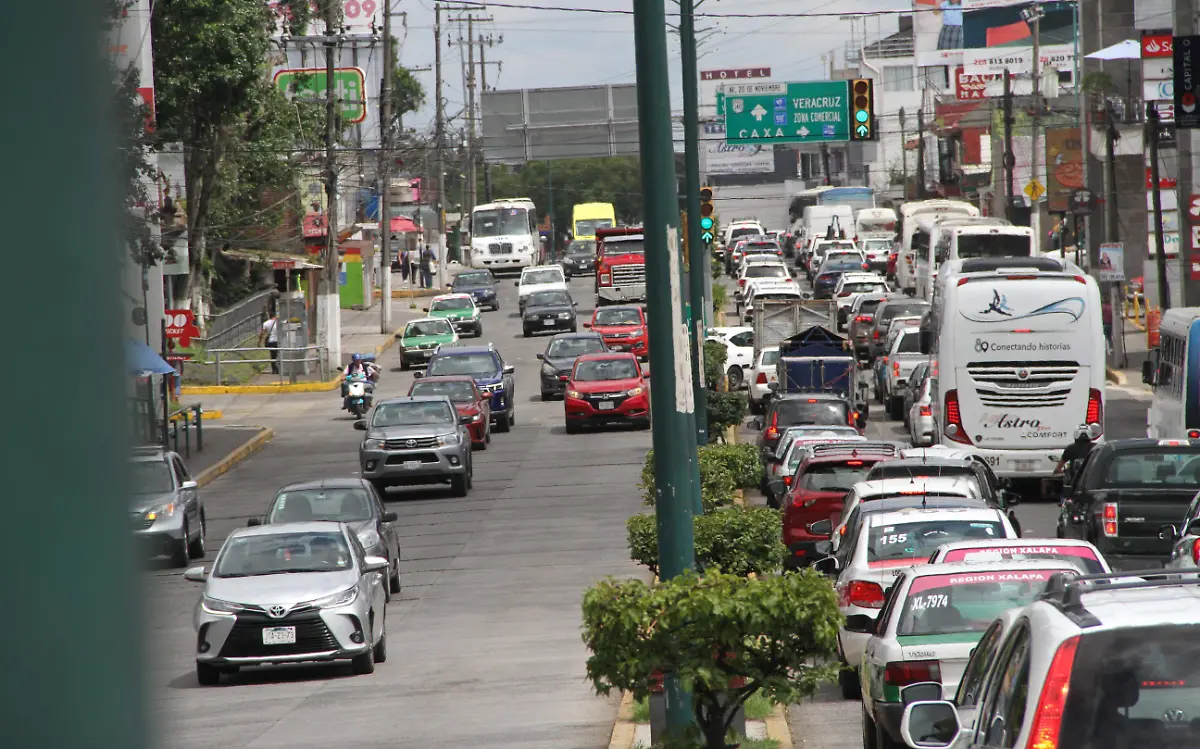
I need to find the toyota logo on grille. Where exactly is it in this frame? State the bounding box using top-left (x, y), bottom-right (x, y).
top-left (1016, 369), bottom-right (1030, 380)
top-left (406, 439), bottom-right (417, 448)
top-left (267, 605), bottom-right (288, 619)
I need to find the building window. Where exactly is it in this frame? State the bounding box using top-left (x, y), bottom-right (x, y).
top-left (830, 148), bottom-right (846, 175)
top-left (883, 65), bottom-right (915, 92)
top-left (920, 66), bottom-right (949, 90)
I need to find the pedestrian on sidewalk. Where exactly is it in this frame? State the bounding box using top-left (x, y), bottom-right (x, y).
top-left (421, 244), bottom-right (436, 289)
top-left (399, 249), bottom-right (410, 283)
top-left (259, 309), bottom-right (280, 374)
top-left (409, 245), bottom-right (420, 287)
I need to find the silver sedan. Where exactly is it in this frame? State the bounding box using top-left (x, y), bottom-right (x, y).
top-left (184, 521), bottom-right (388, 686)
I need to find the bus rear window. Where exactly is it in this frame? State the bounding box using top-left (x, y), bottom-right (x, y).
top-left (957, 234), bottom-right (1032, 259)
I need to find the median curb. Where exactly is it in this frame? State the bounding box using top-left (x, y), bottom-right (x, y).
top-left (169, 409), bottom-right (223, 421)
top-left (606, 691), bottom-right (637, 749)
top-left (765, 704), bottom-right (795, 748)
top-left (375, 287), bottom-right (448, 299)
top-left (1106, 366), bottom-right (1127, 385)
top-left (195, 427), bottom-right (274, 488)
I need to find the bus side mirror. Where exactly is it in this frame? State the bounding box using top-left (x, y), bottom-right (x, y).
top-left (1142, 359), bottom-right (1155, 385)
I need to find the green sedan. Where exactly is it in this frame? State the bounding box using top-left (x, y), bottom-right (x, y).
top-left (398, 318), bottom-right (458, 370)
top-left (426, 293), bottom-right (484, 338)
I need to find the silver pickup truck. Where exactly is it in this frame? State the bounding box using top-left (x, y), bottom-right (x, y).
top-left (881, 327), bottom-right (928, 420)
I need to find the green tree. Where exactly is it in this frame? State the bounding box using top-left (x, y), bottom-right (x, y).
top-left (582, 571), bottom-right (841, 748)
top-left (485, 157), bottom-right (644, 226)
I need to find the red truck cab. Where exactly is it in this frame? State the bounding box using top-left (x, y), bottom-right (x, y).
top-left (779, 443), bottom-right (898, 567)
top-left (595, 227), bottom-right (647, 305)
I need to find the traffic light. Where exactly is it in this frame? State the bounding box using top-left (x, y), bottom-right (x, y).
top-left (699, 186), bottom-right (715, 245)
top-left (850, 79), bottom-right (875, 141)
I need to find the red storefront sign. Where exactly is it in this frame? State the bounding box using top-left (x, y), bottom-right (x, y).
top-left (164, 309), bottom-right (201, 348)
top-left (1147, 168), bottom-right (1177, 190)
top-left (954, 67), bottom-right (993, 100)
top-left (1143, 34), bottom-right (1173, 58)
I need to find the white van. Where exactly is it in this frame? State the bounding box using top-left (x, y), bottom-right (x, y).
top-left (914, 216), bottom-right (1013, 301)
top-left (896, 200), bottom-right (980, 295)
top-left (801, 205), bottom-right (854, 256)
top-left (854, 207), bottom-right (897, 239)
top-left (930, 256), bottom-right (1105, 490)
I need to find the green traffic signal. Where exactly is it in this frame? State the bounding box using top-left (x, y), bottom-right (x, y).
top-left (700, 216), bottom-right (714, 230)
top-left (855, 110), bottom-right (869, 123)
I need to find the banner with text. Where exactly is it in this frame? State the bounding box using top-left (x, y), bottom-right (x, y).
top-left (959, 0), bottom-right (1078, 76)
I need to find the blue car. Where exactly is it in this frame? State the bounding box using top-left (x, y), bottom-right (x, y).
top-left (449, 269), bottom-right (500, 311)
top-left (419, 343), bottom-right (516, 432)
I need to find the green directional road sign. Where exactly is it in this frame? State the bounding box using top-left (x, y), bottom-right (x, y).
top-left (274, 67), bottom-right (367, 124)
top-left (723, 80), bottom-right (852, 145)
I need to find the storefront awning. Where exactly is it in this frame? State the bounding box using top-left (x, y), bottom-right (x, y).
top-left (220, 248), bottom-right (323, 270)
top-left (126, 338), bottom-right (175, 377)
top-left (390, 216), bottom-right (420, 234)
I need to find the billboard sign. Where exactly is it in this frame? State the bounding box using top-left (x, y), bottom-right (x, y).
top-left (955, 68), bottom-right (996, 99)
top-left (274, 68), bottom-right (367, 123)
top-left (1143, 34), bottom-right (1174, 58)
top-left (703, 123), bottom-right (775, 174)
top-left (1174, 35), bottom-right (1200, 129)
top-left (300, 170), bottom-right (327, 238)
top-left (958, 1), bottom-right (1078, 77)
top-left (1044, 127), bottom-right (1083, 213)
top-left (1097, 243), bottom-right (1125, 282)
top-left (913, 0), bottom-right (965, 67)
top-left (481, 84), bottom-right (641, 164)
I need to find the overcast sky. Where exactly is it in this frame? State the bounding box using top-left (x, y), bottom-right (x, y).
top-left (395, 0), bottom-right (911, 134)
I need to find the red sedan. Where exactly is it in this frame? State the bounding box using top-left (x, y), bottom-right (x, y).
top-left (407, 375), bottom-right (491, 449)
top-left (563, 353), bottom-right (651, 433)
top-left (584, 306), bottom-right (648, 358)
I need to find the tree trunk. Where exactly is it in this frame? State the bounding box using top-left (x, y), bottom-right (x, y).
top-left (181, 127), bottom-right (226, 325)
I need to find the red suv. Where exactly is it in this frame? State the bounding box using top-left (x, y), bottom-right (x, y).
top-left (585, 305), bottom-right (648, 358)
top-left (407, 375), bottom-right (491, 449)
top-left (778, 443), bottom-right (898, 567)
top-left (563, 352), bottom-right (651, 433)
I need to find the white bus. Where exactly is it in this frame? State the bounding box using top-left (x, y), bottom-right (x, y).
top-left (915, 217), bottom-right (1026, 301)
top-left (896, 200), bottom-right (980, 295)
top-left (929, 256), bottom-right (1105, 491)
top-left (469, 198), bottom-right (539, 272)
top-left (1145, 307), bottom-right (1200, 439)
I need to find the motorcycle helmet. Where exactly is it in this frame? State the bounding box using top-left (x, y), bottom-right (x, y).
top-left (351, 353), bottom-right (363, 362)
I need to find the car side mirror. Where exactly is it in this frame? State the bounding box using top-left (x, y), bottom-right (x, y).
top-left (1001, 490), bottom-right (1020, 507)
top-left (412, 371), bottom-right (424, 379)
top-left (382, 511), bottom-right (398, 522)
top-left (572, 301), bottom-right (578, 306)
top-left (767, 382), bottom-right (780, 392)
top-left (901, 683), bottom-right (943, 706)
top-left (181, 480), bottom-right (198, 491)
top-left (353, 420), bottom-right (367, 431)
top-left (809, 519), bottom-right (833, 537)
top-left (582, 322), bottom-right (592, 328)
top-left (1143, 359), bottom-right (1155, 385)
top-left (1188, 518), bottom-right (1200, 537)
top-left (459, 415), bottom-right (473, 425)
top-left (362, 555), bottom-right (389, 573)
top-left (246, 518), bottom-right (261, 527)
top-left (536, 353), bottom-right (545, 360)
top-left (768, 479), bottom-right (786, 497)
top-left (1159, 524), bottom-right (1180, 541)
top-left (749, 419), bottom-right (763, 430)
top-left (182, 566), bottom-right (208, 583)
top-left (843, 614), bottom-right (876, 634)
top-left (513, 281), bottom-right (520, 287)
top-left (900, 701), bottom-right (961, 749)
top-left (503, 364), bottom-right (516, 375)
top-left (811, 553), bottom-right (839, 575)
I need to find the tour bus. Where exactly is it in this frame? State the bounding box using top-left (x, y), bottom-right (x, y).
top-left (469, 198), bottom-right (540, 272)
top-left (929, 256), bottom-right (1105, 494)
top-left (914, 216), bottom-right (1022, 301)
top-left (788, 186), bottom-right (835, 223)
top-left (571, 202), bottom-right (616, 242)
top-left (896, 199), bottom-right (980, 295)
top-left (816, 186), bottom-right (875, 212)
top-left (1145, 307), bottom-right (1200, 439)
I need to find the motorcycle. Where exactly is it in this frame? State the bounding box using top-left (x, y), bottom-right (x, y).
top-left (341, 355), bottom-right (379, 418)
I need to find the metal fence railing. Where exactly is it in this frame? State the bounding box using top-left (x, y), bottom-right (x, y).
top-left (198, 290), bottom-right (274, 351)
top-left (189, 345), bottom-right (331, 386)
top-left (129, 400), bottom-right (208, 458)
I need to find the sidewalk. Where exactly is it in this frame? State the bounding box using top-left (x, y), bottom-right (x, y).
top-left (174, 425), bottom-right (272, 482)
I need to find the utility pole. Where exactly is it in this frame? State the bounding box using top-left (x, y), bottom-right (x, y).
top-left (379, 0), bottom-right (393, 333)
top-left (465, 15), bottom-right (477, 225)
top-left (820, 143), bottom-right (832, 186)
top-left (1003, 70), bottom-right (1015, 220)
top-left (1104, 101), bottom-right (1119, 244)
top-left (1148, 102), bottom-right (1170, 310)
top-left (547, 160), bottom-right (555, 260)
top-left (899, 108), bottom-right (908, 199)
top-left (320, 0), bottom-right (342, 371)
top-left (479, 34), bottom-right (498, 204)
top-left (916, 108), bottom-right (926, 200)
top-left (680, 0), bottom-right (707, 449)
top-left (1027, 5), bottom-right (1043, 249)
top-left (631, 0), bottom-right (698, 733)
top-left (434, 5), bottom-right (446, 270)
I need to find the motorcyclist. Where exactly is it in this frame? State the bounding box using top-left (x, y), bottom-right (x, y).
top-left (345, 353), bottom-right (379, 381)
top-left (1055, 424), bottom-right (1099, 480)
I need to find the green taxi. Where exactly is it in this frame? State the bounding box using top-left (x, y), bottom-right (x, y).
top-left (426, 293), bottom-right (483, 338)
top-left (398, 317), bottom-right (458, 370)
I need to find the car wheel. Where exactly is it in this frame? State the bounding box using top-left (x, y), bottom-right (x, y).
top-left (495, 412), bottom-right (511, 433)
top-left (876, 719), bottom-right (904, 749)
top-left (187, 515), bottom-right (206, 560)
top-left (509, 409), bottom-right (516, 427)
top-left (370, 479), bottom-right (390, 497)
top-left (388, 562), bottom-right (401, 594)
top-left (171, 524), bottom-right (190, 568)
top-left (726, 366), bottom-right (744, 390)
top-left (351, 631), bottom-right (376, 675)
top-left (522, 327), bottom-right (531, 338)
top-left (400, 359), bottom-right (410, 371)
top-left (540, 390), bottom-right (551, 401)
top-left (451, 474), bottom-right (468, 497)
top-left (888, 397), bottom-right (902, 421)
top-left (637, 417), bottom-right (651, 430)
top-left (475, 325), bottom-right (484, 338)
top-left (766, 492), bottom-right (780, 510)
top-left (571, 324), bottom-right (578, 333)
top-left (196, 662), bottom-right (221, 686)
top-left (373, 624), bottom-right (388, 663)
top-left (475, 433), bottom-right (488, 450)
top-left (839, 663), bottom-right (861, 700)
top-left (566, 421), bottom-right (581, 434)
top-left (861, 707), bottom-right (879, 749)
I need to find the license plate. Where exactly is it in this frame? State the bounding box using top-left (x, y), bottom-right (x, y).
top-left (1011, 459), bottom-right (1039, 472)
top-left (983, 455), bottom-right (1000, 467)
top-left (598, 401), bottom-right (615, 410)
top-left (403, 460), bottom-right (422, 469)
top-left (262, 626), bottom-right (296, 645)
top-left (542, 319), bottom-right (555, 326)
top-left (612, 345), bottom-right (628, 351)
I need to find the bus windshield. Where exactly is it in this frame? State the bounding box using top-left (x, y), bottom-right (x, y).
top-left (957, 234), bottom-right (1032, 259)
top-left (473, 207), bottom-right (531, 238)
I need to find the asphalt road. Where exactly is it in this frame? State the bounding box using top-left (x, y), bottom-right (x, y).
top-left (147, 274), bottom-right (648, 749)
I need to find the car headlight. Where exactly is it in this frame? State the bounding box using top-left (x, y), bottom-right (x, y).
top-left (201, 596), bottom-right (242, 615)
top-left (357, 529), bottom-right (381, 549)
top-left (472, 412), bottom-right (484, 422)
top-left (627, 387), bottom-right (645, 397)
top-left (558, 312), bottom-right (572, 319)
top-left (310, 587), bottom-right (358, 609)
top-left (146, 502), bottom-right (177, 521)
top-left (631, 328), bottom-right (645, 336)
top-left (542, 363), bottom-right (557, 376)
top-left (436, 432), bottom-right (460, 446)
top-left (363, 438), bottom-right (385, 450)
top-left (566, 389), bottom-right (583, 400)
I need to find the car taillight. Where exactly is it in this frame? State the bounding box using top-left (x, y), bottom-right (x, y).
top-left (838, 291), bottom-right (851, 297)
top-left (765, 411), bottom-right (779, 439)
top-left (842, 580), bottom-right (885, 609)
top-left (862, 264), bottom-right (869, 271)
top-left (783, 475), bottom-right (792, 486)
top-left (1102, 503), bottom-right (1118, 537)
top-left (884, 660), bottom-right (942, 687)
top-left (873, 330), bottom-right (880, 339)
top-left (893, 361), bottom-right (900, 376)
top-left (1086, 389), bottom-right (1103, 432)
top-left (1025, 636), bottom-right (1079, 749)
top-left (882, 356), bottom-right (889, 365)
top-left (756, 372), bottom-right (767, 384)
top-left (855, 315), bottom-right (873, 323)
top-left (738, 279), bottom-right (746, 287)
top-left (919, 405), bottom-right (932, 417)
top-left (1190, 429), bottom-right (1200, 439)
top-left (944, 389), bottom-right (971, 445)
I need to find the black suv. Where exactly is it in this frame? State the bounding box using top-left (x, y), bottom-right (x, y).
top-left (1057, 438), bottom-right (1200, 568)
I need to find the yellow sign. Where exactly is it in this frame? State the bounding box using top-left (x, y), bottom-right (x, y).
top-left (1024, 179), bottom-right (1046, 201)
